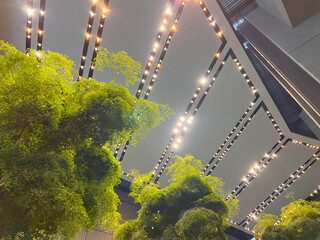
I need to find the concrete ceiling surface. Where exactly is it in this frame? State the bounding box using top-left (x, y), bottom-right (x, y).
top-left (1, 0), bottom-right (320, 233)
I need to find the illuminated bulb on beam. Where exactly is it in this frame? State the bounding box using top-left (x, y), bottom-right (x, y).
top-left (96, 37), bottom-right (101, 42)
top-left (211, 20), bottom-right (216, 26)
top-left (183, 126), bottom-right (188, 131)
top-left (160, 25), bottom-right (165, 31)
top-left (173, 128), bottom-right (179, 134)
top-left (163, 18), bottom-right (168, 24)
top-left (173, 143), bottom-right (178, 149)
top-left (154, 42), bottom-right (159, 48)
top-left (90, 11), bottom-right (95, 17)
top-left (103, 7), bottom-right (108, 14)
top-left (86, 33), bottom-right (91, 39)
top-left (165, 7), bottom-right (172, 15)
top-left (92, 0), bottom-right (98, 3)
top-left (171, 25), bottom-right (176, 31)
top-left (40, 10), bottom-right (45, 16)
top-left (27, 8), bottom-right (34, 16)
top-left (217, 31), bottom-right (222, 37)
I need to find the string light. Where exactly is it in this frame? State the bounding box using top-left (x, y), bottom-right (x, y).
top-left (114, 0), bottom-right (181, 160)
top-left (241, 150), bottom-right (320, 227)
top-left (226, 138), bottom-right (289, 201)
top-left (203, 97), bottom-right (259, 175)
top-left (77, 0), bottom-right (99, 81)
top-left (25, 0), bottom-right (34, 52)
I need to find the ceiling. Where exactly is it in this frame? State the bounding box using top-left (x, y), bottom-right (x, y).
top-left (1, 0), bottom-right (320, 234)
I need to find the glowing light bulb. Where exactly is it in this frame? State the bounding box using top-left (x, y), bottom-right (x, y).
top-left (27, 8), bottom-right (34, 16)
top-left (160, 25), bottom-right (165, 31)
top-left (165, 7), bottom-right (172, 15)
top-left (86, 33), bottom-right (91, 39)
top-left (96, 37), bottom-right (101, 42)
top-left (171, 25), bottom-right (176, 31)
top-left (40, 10), bottom-right (45, 16)
top-left (217, 31), bottom-right (222, 37)
top-left (174, 128), bottom-right (179, 133)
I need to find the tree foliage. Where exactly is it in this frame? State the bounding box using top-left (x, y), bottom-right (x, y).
top-left (114, 155), bottom-right (239, 240)
top-left (254, 199), bottom-right (320, 240)
top-left (0, 41), bottom-right (173, 239)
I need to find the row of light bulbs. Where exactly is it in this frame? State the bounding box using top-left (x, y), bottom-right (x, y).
top-left (202, 52), bottom-right (270, 177)
top-left (115, 0), bottom-right (185, 162)
top-left (153, 43), bottom-right (270, 181)
top-left (309, 184), bottom-right (320, 197)
top-left (226, 138), bottom-right (288, 201)
top-left (205, 100), bottom-right (260, 176)
top-left (242, 149), bottom-right (320, 227)
top-left (88, 0), bottom-right (110, 79)
top-left (25, 0), bottom-right (46, 55)
top-left (119, 0), bottom-right (227, 172)
top-left (114, 0), bottom-right (177, 159)
top-left (78, 0), bottom-right (109, 80)
top-left (224, 106), bottom-right (288, 200)
top-left (152, 44), bottom-right (230, 181)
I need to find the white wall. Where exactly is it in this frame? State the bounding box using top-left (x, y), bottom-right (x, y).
top-left (245, 7), bottom-right (320, 82)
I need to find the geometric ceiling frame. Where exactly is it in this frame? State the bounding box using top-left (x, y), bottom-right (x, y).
top-left (115, 0), bottom-right (227, 165)
top-left (150, 0), bottom-right (320, 232)
top-left (240, 148), bottom-right (320, 230)
top-left (204, 101), bottom-right (284, 178)
top-left (17, 0), bottom-right (320, 234)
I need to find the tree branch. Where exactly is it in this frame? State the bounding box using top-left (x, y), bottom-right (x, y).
top-left (13, 123), bottom-right (28, 147)
top-left (41, 123), bottom-right (89, 155)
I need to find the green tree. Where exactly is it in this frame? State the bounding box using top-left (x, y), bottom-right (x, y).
top-left (0, 41), bottom-right (173, 239)
top-left (254, 199), bottom-right (320, 240)
top-left (114, 155), bottom-right (239, 240)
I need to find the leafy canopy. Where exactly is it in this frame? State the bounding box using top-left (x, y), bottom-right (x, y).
top-left (0, 41), bottom-right (173, 239)
top-left (114, 155), bottom-right (239, 240)
top-left (254, 199), bottom-right (320, 240)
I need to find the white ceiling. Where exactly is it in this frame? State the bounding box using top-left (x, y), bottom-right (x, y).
top-left (1, 0), bottom-right (320, 233)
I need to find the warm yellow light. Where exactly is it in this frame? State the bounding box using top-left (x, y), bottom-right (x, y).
top-left (163, 18), bottom-right (168, 24)
top-left (38, 30), bottom-right (43, 35)
top-left (174, 128), bottom-right (179, 133)
top-left (26, 28), bottom-right (32, 33)
top-left (90, 11), bottom-right (95, 17)
top-left (92, 0), bottom-right (98, 3)
top-left (154, 42), bottom-right (159, 48)
top-left (26, 8), bottom-right (34, 16)
top-left (86, 33), bottom-right (91, 39)
top-left (147, 62), bottom-right (152, 67)
top-left (40, 10), bottom-right (45, 16)
top-left (217, 31), bottom-right (222, 37)
top-left (96, 37), bottom-right (101, 42)
top-left (165, 7), bottom-right (172, 15)
top-left (200, 78), bottom-right (206, 85)
top-left (216, 52), bottom-right (220, 58)
top-left (171, 25), bottom-right (176, 31)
